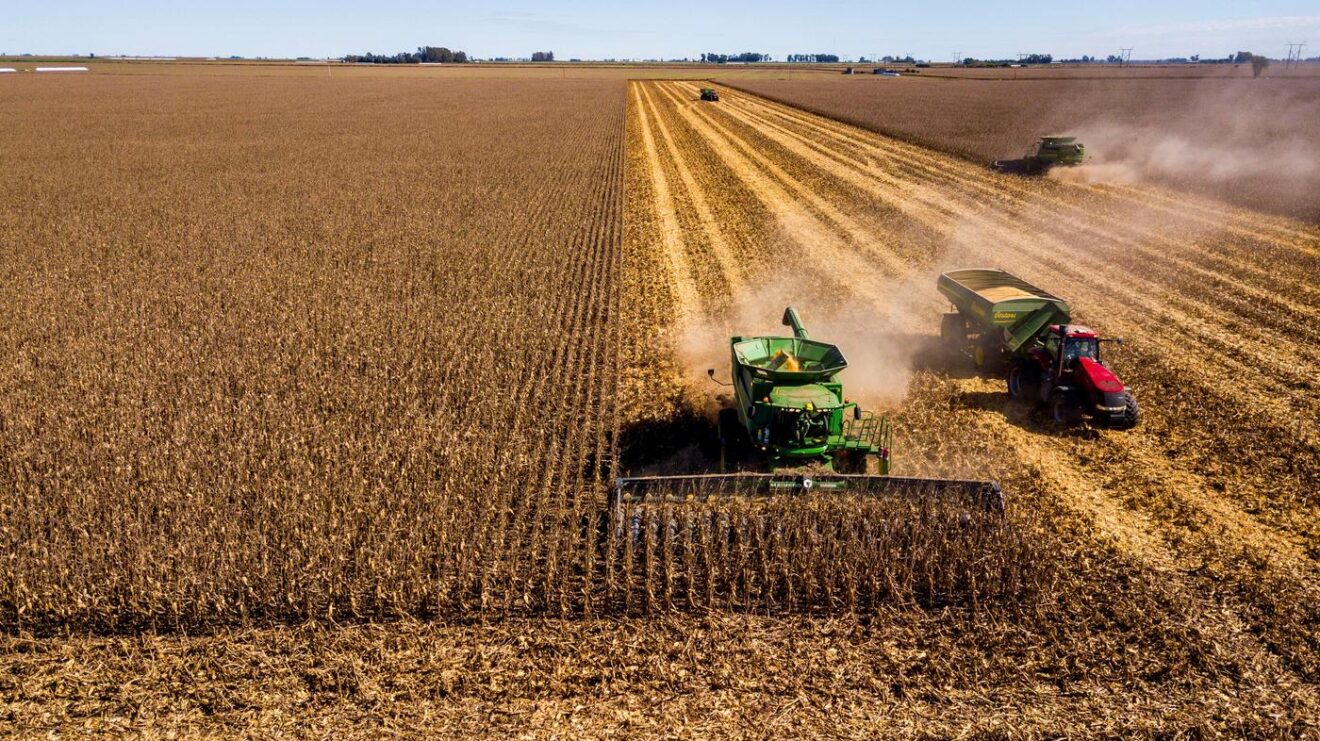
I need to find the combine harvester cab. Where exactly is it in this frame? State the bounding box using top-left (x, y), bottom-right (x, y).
top-left (612, 307), bottom-right (1005, 514)
top-left (938, 269), bottom-right (1139, 429)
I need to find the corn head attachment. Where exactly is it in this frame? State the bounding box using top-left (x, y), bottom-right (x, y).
top-left (611, 473), bottom-right (1003, 511)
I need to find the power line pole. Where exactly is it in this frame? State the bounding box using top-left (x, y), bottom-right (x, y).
top-left (953, 51), bottom-right (962, 66)
top-left (1285, 42), bottom-right (1306, 69)
top-left (1119, 48), bottom-right (1133, 66)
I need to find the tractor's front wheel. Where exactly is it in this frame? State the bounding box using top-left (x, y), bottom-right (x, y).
top-left (1111, 392), bottom-right (1141, 430)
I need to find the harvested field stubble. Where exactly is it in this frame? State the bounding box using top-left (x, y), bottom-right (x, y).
top-left (0, 73), bottom-right (628, 628)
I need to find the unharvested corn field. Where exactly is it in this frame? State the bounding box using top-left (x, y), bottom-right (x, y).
top-left (2, 68), bottom-right (1318, 735)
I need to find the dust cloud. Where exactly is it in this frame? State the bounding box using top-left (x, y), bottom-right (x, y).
top-left (672, 269), bottom-right (942, 413)
top-left (1047, 80), bottom-right (1320, 217)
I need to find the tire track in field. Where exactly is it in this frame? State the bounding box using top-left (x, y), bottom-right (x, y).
top-left (650, 83), bottom-right (917, 282)
top-left (642, 84), bottom-right (901, 314)
top-left (725, 85), bottom-right (1320, 304)
top-left (730, 88), bottom-right (1320, 324)
top-left (636, 83), bottom-right (745, 296)
top-left (631, 80), bottom-right (1320, 678)
top-left (717, 84), bottom-right (1320, 340)
top-left (632, 82), bottom-right (703, 326)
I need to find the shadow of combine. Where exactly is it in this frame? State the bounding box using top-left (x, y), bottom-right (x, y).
top-left (615, 407), bottom-right (722, 478)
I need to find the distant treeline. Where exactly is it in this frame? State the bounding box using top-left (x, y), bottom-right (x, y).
top-left (959, 53), bottom-right (1055, 66)
top-left (786, 54), bottom-right (841, 63)
top-left (967, 51), bottom-right (1275, 66)
top-left (701, 52), bottom-right (769, 63)
top-left (343, 46), bottom-right (469, 64)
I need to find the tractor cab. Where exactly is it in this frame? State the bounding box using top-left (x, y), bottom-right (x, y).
top-left (1044, 325), bottom-right (1099, 363)
top-left (700, 87), bottom-right (720, 102)
top-left (1043, 325), bottom-right (1100, 374)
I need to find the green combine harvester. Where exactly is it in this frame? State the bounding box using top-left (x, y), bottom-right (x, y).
top-left (611, 308), bottom-right (1004, 510)
top-left (699, 87), bottom-right (720, 102)
top-left (992, 136), bottom-right (1085, 174)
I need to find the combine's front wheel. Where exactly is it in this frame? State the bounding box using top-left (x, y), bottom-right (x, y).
top-left (833, 451), bottom-right (872, 475)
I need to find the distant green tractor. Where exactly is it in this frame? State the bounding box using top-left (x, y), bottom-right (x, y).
top-left (993, 136), bottom-right (1085, 174)
top-left (700, 87), bottom-right (720, 102)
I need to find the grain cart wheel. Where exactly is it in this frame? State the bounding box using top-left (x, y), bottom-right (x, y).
top-left (974, 336), bottom-right (1002, 372)
top-left (940, 313), bottom-right (966, 364)
top-left (1007, 362), bottom-right (1039, 400)
top-left (1049, 392), bottom-right (1078, 428)
top-left (1112, 392), bottom-right (1141, 430)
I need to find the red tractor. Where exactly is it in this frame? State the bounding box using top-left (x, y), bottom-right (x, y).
top-left (939, 269), bottom-right (1140, 430)
top-left (1008, 324), bottom-right (1139, 429)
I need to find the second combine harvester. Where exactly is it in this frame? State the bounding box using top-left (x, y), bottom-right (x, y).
top-left (938, 269), bottom-right (1139, 429)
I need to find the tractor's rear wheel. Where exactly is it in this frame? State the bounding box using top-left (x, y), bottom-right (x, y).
top-left (1008, 362), bottom-right (1039, 400)
top-left (1050, 392), bottom-right (1078, 428)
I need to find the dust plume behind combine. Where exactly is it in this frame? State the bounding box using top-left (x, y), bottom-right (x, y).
top-left (729, 73), bottom-right (1320, 221)
top-left (1055, 80), bottom-right (1320, 212)
top-left (675, 266), bottom-right (927, 411)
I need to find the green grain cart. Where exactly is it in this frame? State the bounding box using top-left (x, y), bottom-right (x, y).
top-left (612, 307), bottom-right (1006, 508)
top-left (939, 269), bottom-right (1139, 428)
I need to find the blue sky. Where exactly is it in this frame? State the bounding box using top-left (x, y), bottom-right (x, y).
top-left (3, 1), bottom-right (1317, 60)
